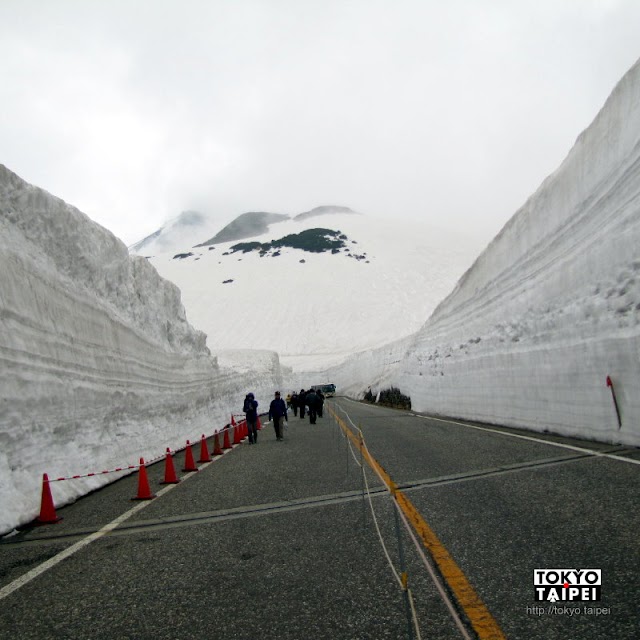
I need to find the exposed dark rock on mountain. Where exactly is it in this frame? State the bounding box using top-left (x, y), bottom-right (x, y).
top-left (196, 211), bottom-right (289, 246)
top-left (129, 206), bottom-right (356, 254)
top-left (227, 228), bottom-right (353, 257)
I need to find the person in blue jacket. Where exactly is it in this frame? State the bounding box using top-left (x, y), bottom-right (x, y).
top-left (268, 391), bottom-right (288, 441)
top-left (243, 392), bottom-right (259, 444)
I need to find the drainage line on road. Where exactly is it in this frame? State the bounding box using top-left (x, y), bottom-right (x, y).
top-left (8, 452), bottom-right (591, 550)
top-left (398, 452), bottom-right (597, 492)
top-left (0, 487), bottom-right (391, 548)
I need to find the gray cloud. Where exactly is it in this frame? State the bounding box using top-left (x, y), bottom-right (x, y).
top-left (1, 0), bottom-right (639, 245)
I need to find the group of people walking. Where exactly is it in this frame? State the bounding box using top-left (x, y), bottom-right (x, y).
top-left (241, 387), bottom-right (326, 443)
top-left (287, 389), bottom-right (325, 424)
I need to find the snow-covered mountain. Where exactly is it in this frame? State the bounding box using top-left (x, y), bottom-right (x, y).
top-left (0, 167), bottom-right (284, 534)
top-left (128, 206), bottom-right (360, 255)
top-left (128, 210), bottom-right (222, 256)
top-left (194, 210), bottom-right (291, 246)
top-left (324, 57), bottom-right (640, 447)
top-left (135, 209), bottom-right (483, 371)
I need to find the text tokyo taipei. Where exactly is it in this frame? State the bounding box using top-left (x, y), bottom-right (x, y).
top-left (533, 569), bottom-right (602, 602)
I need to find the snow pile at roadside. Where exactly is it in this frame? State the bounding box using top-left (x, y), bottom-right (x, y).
top-left (0, 165), bottom-right (283, 534)
top-left (301, 58), bottom-right (640, 448)
top-left (393, 58), bottom-right (640, 445)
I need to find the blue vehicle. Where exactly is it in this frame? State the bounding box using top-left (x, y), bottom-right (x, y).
top-left (316, 383), bottom-right (336, 397)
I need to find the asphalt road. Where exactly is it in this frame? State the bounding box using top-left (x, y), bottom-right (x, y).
top-left (1, 399), bottom-right (638, 639)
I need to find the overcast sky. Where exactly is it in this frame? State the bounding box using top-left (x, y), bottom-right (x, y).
top-left (1, 1), bottom-right (639, 246)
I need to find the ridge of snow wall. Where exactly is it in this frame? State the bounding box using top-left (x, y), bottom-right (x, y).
top-left (289, 335), bottom-right (412, 400)
top-left (397, 58), bottom-right (640, 446)
top-left (0, 165), bottom-right (282, 533)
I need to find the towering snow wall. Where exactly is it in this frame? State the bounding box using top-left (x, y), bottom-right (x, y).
top-left (396, 58), bottom-right (640, 446)
top-left (0, 165), bottom-right (282, 533)
top-left (289, 335), bottom-right (413, 401)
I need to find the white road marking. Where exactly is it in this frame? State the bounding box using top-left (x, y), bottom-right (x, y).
top-left (0, 446), bottom-right (237, 601)
top-left (335, 398), bottom-right (640, 465)
top-left (415, 414), bottom-right (640, 466)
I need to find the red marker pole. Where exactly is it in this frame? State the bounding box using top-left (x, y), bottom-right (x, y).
top-left (606, 376), bottom-right (622, 429)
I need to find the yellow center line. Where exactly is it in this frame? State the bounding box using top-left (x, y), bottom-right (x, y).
top-left (329, 406), bottom-right (506, 640)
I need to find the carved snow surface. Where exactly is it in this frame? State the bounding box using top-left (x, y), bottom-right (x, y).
top-left (325, 58), bottom-right (640, 446)
top-left (0, 165), bottom-right (283, 533)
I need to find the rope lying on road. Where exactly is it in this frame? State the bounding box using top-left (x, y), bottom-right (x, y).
top-left (330, 402), bottom-right (484, 640)
top-left (331, 404), bottom-right (423, 639)
top-left (358, 431), bottom-right (423, 640)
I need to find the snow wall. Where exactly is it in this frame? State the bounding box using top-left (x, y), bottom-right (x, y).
top-left (288, 335), bottom-right (413, 400)
top-left (392, 58), bottom-right (640, 446)
top-left (0, 165), bottom-right (283, 534)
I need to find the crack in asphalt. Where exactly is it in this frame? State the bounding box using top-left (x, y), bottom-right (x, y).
top-left (3, 449), bottom-right (624, 549)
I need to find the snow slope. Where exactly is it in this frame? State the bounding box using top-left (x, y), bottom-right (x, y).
top-left (128, 210), bottom-right (223, 256)
top-left (328, 58), bottom-right (640, 446)
top-left (0, 166), bottom-right (284, 534)
top-left (143, 212), bottom-right (482, 371)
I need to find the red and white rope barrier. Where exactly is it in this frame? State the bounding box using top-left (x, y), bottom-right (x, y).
top-left (46, 418), bottom-right (258, 484)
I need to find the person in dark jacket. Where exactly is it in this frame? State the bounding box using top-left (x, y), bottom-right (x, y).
top-left (298, 389), bottom-right (307, 419)
top-left (316, 389), bottom-right (325, 418)
top-left (291, 392), bottom-right (299, 417)
top-left (268, 391), bottom-right (288, 441)
top-left (306, 388), bottom-right (318, 424)
top-left (243, 392), bottom-right (259, 444)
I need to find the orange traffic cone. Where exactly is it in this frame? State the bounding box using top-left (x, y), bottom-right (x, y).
top-left (223, 425), bottom-right (232, 449)
top-left (182, 440), bottom-right (198, 472)
top-left (242, 420), bottom-right (248, 439)
top-left (36, 473), bottom-right (62, 524)
top-left (132, 458), bottom-right (156, 500)
top-left (161, 448), bottom-right (180, 484)
top-left (231, 415), bottom-right (237, 426)
top-left (213, 431), bottom-right (223, 456)
top-left (233, 423), bottom-right (242, 444)
top-left (198, 434), bottom-right (211, 463)
top-left (257, 415), bottom-right (262, 431)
